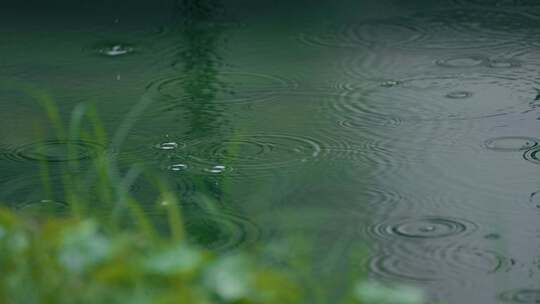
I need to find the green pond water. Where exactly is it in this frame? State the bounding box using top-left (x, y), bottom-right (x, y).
top-left (2, 0), bottom-right (540, 303)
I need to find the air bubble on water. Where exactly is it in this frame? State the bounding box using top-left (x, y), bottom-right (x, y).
top-left (169, 164), bottom-right (188, 171)
top-left (203, 165), bottom-right (227, 174)
top-left (381, 80), bottom-right (402, 88)
top-left (155, 142), bottom-right (179, 150)
top-left (99, 45), bottom-right (134, 56)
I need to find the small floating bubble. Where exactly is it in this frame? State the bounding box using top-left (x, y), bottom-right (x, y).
top-left (166, 134), bottom-right (322, 177)
top-left (203, 165), bottom-right (227, 174)
top-left (155, 142), bottom-right (180, 150)
top-left (446, 91), bottom-right (473, 99)
top-left (485, 136), bottom-right (538, 152)
top-left (97, 44), bottom-right (134, 57)
top-left (169, 163), bottom-right (187, 171)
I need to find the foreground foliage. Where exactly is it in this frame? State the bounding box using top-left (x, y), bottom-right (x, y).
top-left (0, 91), bottom-right (425, 303)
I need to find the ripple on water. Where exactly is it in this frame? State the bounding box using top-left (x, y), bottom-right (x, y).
top-left (368, 244), bottom-right (515, 283)
top-left (485, 136), bottom-right (539, 152)
top-left (162, 134), bottom-right (323, 177)
top-left (499, 289), bottom-right (540, 303)
top-left (487, 58), bottom-right (523, 69)
top-left (435, 244), bottom-right (516, 274)
top-left (0, 140), bottom-right (105, 162)
top-left (435, 55), bottom-right (489, 68)
top-left (146, 71), bottom-right (297, 105)
top-left (300, 9), bottom-right (540, 50)
top-left (17, 199), bottom-right (69, 215)
top-left (523, 148), bottom-right (540, 165)
top-left (412, 9), bottom-right (540, 50)
top-left (453, 0), bottom-right (540, 7)
top-left (530, 191), bottom-right (540, 208)
top-left (367, 216), bottom-right (477, 240)
top-left (183, 209), bottom-right (261, 251)
top-left (368, 254), bottom-right (441, 282)
top-left (336, 74), bottom-right (539, 123)
top-left (298, 17), bottom-right (429, 49)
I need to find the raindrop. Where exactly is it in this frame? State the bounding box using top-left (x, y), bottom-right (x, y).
top-left (446, 91), bottom-right (473, 99)
top-left (203, 165), bottom-right (227, 174)
top-left (162, 134), bottom-right (322, 177)
top-left (97, 44), bottom-right (134, 57)
top-left (155, 142), bottom-right (180, 150)
top-left (169, 163), bottom-right (188, 171)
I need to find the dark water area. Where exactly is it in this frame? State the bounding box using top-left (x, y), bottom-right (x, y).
top-left (2, 0), bottom-right (540, 303)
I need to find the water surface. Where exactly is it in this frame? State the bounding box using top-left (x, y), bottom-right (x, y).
top-left (1, 0), bottom-right (540, 303)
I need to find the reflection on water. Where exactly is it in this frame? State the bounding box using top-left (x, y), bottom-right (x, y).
top-left (2, 0), bottom-right (540, 303)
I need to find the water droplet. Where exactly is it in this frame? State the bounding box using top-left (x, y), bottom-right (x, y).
top-left (445, 91), bottom-right (473, 99)
top-left (155, 142), bottom-right (179, 150)
top-left (169, 164), bottom-right (187, 171)
top-left (203, 165), bottom-right (227, 174)
top-left (98, 44), bottom-right (134, 57)
top-left (162, 134), bottom-right (322, 177)
top-left (485, 136), bottom-right (538, 152)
